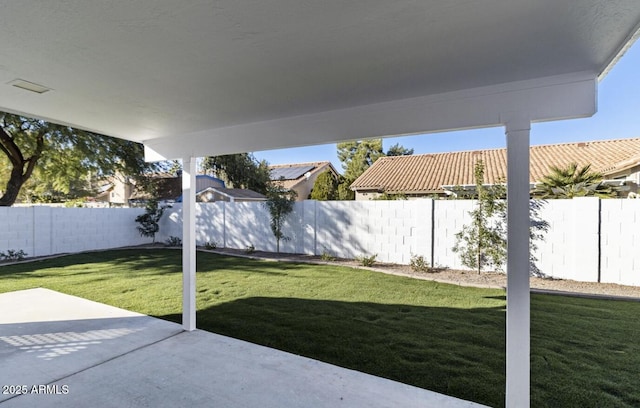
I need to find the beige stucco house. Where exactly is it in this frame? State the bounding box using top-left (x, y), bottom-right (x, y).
top-left (269, 162), bottom-right (340, 201)
top-left (94, 174), bottom-right (135, 207)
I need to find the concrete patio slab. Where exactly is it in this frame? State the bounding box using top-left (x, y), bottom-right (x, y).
top-left (0, 288), bottom-right (486, 407)
top-left (0, 288), bottom-right (183, 404)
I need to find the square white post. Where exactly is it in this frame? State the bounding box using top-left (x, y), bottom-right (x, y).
top-left (505, 116), bottom-right (531, 407)
top-left (182, 157), bottom-right (197, 331)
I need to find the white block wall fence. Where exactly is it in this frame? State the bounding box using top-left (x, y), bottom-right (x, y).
top-left (0, 206), bottom-right (147, 257)
top-left (1, 198), bottom-right (639, 286)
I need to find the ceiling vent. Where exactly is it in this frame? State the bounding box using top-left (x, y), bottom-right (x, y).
top-left (8, 79), bottom-right (51, 94)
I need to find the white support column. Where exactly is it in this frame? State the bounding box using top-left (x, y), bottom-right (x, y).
top-left (505, 116), bottom-right (531, 408)
top-left (182, 157), bottom-right (197, 331)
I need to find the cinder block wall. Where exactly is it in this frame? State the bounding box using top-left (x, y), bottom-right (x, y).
top-left (534, 198), bottom-right (600, 282)
top-left (600, 199), bottom-right (640, 286)
top-left (0, 207), bottom-right (146, 257)
top-left (3, 198), bottom-right (640, 286)
top-left (433, 200), bottom-right (475, 270)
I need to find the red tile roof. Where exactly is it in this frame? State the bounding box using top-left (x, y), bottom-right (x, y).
top-left (351, 138), bottom-right (640, 193)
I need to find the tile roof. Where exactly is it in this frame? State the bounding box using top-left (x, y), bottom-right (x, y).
top-left (269, 161), bottom-right (338, 190)
top-left (350, 138), bottom-right (640, 193)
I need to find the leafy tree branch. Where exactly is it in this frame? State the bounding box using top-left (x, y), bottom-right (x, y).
top-left (0, 112), bottom-right (156, 206)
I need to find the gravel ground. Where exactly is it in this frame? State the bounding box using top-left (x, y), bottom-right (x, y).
top-left (210, 248), bottom-right (640, 301)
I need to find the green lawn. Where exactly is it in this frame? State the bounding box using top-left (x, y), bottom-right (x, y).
top-left (1, 249), bottom-right (639, 408)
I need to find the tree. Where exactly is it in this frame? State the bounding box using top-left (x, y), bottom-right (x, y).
top-left (337, 139), bottom-right (385, 182)
top-left (452, 161), bottom-right (506, 274)
top-left (534, 162), bottom-right (616, 198)
top-left (0, 112), bottom-right (153, 206)
top-left (134, 199), bottom-right (166, 243)
top-left (309, 170), bottom-right (338, 200)
top-left (336, 139), bottom-right (413, 200)
top-left (201, 153), bottom-right (270, 194)
top-left (452, 160), bottom-right (549, 275)
top-left (264, 184), bottom-right (297, 252)
top-left (386, 143), bottom-right (414, 156)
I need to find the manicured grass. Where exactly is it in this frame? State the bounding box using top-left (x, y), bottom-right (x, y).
top-left (1, 249), bottom-right (639, 407)
top-left (530, 294), bottom-right (640, 407)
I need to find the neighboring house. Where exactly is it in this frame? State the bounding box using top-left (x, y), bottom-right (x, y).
top-left (177, 187), bottom-right (266, 203)
top-left (129, 174), bottom-right (265, 204)
top-left (350, 138), bottom-right (640, 200)
top-left (269, 161), bottom-right (340, 201)
top-left (94, 174), bottom-right (135, 207)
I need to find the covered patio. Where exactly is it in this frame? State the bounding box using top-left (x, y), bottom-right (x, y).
top-left (1, 2), bottom-right (640, 406)
top-left (0, 288), bottom-right (483, 407)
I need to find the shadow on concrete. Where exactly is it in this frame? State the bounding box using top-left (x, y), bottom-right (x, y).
top-left (158, 297), bottom-right (506, 407)
top-left (0, 315), bottom-right (181, 403)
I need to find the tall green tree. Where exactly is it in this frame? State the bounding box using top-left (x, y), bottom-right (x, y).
top-left (201, 153), bottom-right (270, 194)
top-left (309, 170), bottom-right (338, 200)
top-left (264, 184), bottom-right (297, 253)
top-left (336, 139), bottom-right (413, 200)
top-left (337, 139), bottom-right (385, 182)
top-left (386, 143), bottom-right (414, 156)
top-left (534, 162), bottom-right (615, 198)
top-left (0, 112), bottom-right (152, 206)
top-left (336, 177), bottom-right (355, 200)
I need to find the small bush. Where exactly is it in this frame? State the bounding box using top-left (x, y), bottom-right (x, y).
top-left (410, 254), bottom-right (430, 272)
top-left (320, 246), bottom-right (336, 261)
top-left (0, 249), bottom-right (27, 261)
top-left (356, 253), bottom-right (377, 267)
top-left (165, 236), bottom-right (182, 247)
top-left (245, 244), bottom-right (255, 254)
top-left (205, 241), bottom-right (219, 250)
top-left (64, 199), bottom-right (86, 208)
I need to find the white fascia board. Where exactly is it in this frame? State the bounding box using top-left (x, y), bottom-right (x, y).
top-left (209, 187), bottom-right (232, 199)
top-left (144, 72), bottom-right (597, 161)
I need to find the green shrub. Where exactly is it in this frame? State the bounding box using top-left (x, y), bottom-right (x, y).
top-left (409, 254), bottom-right (430, 272)
top-left (0, 249), bottom-right (27, 261)
top-left (245, 244), bottom-right (255, 254)
top-left (165, 236), bottom-right (182, 247)
top-left (356, 253), bottom-right (377, 267)
top-left (205, 241), bottom-right (218, 250)
top-left (320, 246), bottom-right (336, 261)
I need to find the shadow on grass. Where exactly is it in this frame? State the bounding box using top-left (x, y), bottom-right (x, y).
top-left (0, 249), bottom-right (296, 278)
top-left (530, 294), bottom-right (640, 408)
top-left (485, 295), bottom-right (506, 301)
top-left (158, 297), bottom-right (506, 408)
top-left (159, 294), bottom-right (640, 408)
top-left (0, 250), bottom-right (180, 275)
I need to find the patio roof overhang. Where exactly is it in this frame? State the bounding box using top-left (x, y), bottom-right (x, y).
top-left (0, 1), bottom-right (638, 158)
top-left (2, 2), bottom-right (639, 407)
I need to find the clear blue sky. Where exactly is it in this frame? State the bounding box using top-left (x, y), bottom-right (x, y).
top-left (254, 39), bottom-right (640, 174)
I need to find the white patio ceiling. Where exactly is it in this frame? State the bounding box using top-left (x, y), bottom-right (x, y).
top-left (0, 1), bottom-right (638, 159)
